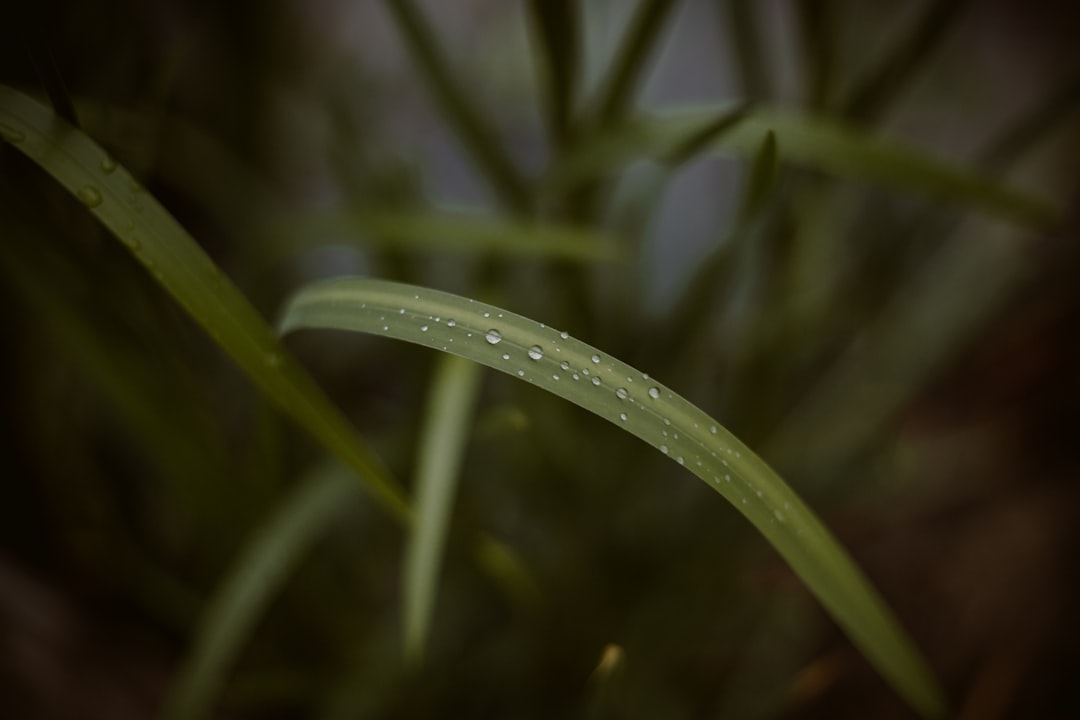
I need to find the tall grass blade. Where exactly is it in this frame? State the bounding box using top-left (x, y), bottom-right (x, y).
top-left (545, 106), bottom-right (1061, 228)
top-left (527, 0), bottom-right (580, 147)
top-left (720, 0), bottom-right (769, 100)
top-left (591, 0), bottom-right (680, 127)
top-left (404, 354), bottom-right (483, 664)
top-left (384, 0), bottom-right (531, 212)
top-left (163, 461), bottom-right (360, 720)
top-left (842, 0), bottom-right (968, 124)
top-left (0, 84), bottom-right (410, 522)
top-left (278, 277), bottom-right (949, 719)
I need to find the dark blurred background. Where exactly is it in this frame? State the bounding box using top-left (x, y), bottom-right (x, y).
top-left (1, 1), bottom-right (1078, 718)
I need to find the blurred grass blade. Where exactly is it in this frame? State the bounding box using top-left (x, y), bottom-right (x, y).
top-left (527, 0), bottom-right (580, 146)
top-left (163, 461), bottom-right (359, 720)
top-left (263, 209), bottom-right (624, 263)
top-left (404, 354), bottom-right (483, 664)
top-left (795, 0), bottom-right (835, 109)
top-left (592, 0), bottom-right (679, 126)
top-left (279, 277), bottom-right (948, 719)
top-left (0, 84), bottom-right (409, 521)
top-left (661, 101), bottom-right (751, 167)
top-left (739, 129), bottom-right (779, 221)
top-left (842, 0), bottom-right (968, 124)
top-left (721, 0), bottom-right (769, 99)
top-left (546, 106), bottom-right (1060, 227)
top-left (384, 0), bottom-right (530, 212)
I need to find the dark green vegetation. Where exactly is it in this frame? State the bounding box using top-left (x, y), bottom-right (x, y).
top-left (1, 2), bottom-right (1078, 718)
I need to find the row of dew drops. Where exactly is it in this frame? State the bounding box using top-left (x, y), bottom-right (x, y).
top-left (359, 298), bottom-right (793, 527)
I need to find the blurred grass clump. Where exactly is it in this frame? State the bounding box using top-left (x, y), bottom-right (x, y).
top-left (1, 1), bottom-right (1078, 719)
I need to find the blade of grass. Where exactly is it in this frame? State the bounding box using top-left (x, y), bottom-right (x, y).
top-left (527, 0), bottom-right (580, 148)
top-left (383, 0), bottom-right (531, 212)
top-left (544, 105), bottom-right (1061, 228)
top-left (278, 277), bottom-right (949, 719)
top-left (841, 0), bottom-right (969, 124)
top-left (261, 208), bottom-right (624, 263)
top-left (795, 0), bottom-right (835, 109)
top-left (718, 0), bottom-right (769, 100)
top-left (404, 353), bottom-right (483, 665)
top-left (591, 0), bottom-right (680, 127)
top-left (0, 84), bottom-right (409, 522)
top-left (162, 461), bottom-right (360, 720)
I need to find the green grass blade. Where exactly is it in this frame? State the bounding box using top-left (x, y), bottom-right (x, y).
top-left (0, 84), bottom-right (409, 522)
top-left (527, 0), bottom-right (580, 146)
top-left (591, 0), bottom-right (680, 126)
top-left (163, 462), bottom-right (360, 720)
top-left (278, 277), bottom-right (948, 719)
top-left (545, 106), bottom-right (1061, 227)
top-left (263, 209), bottom-right (624, 263)
top-left (384, 0), bottom-right (531, 212)
top-left (404, 354), bottom-right (483, 664)
top-left (842, 0), bottom-right (968, 124)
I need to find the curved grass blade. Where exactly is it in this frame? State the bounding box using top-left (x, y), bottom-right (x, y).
top-left (404, 354), bottom-right (483, 664)
top-left (278, 277), bottom-right (948, 719)
top-left (0, 84), bottom-right (409, 522)
top-left (545, 105), bottom-right (1061, 228)
top-left (163, 461), bottom-right (359, 720)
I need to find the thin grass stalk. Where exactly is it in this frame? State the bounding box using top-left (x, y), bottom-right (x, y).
top-left (383, 0), bottom-right (531, 212)
top-left (592, 0), bottom-right (680, 127)
top-left (527, 0), bottom-right (580, 149)
top-left (842, 0), bottom-right (969, 124)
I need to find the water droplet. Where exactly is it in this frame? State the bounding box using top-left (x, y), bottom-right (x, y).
top-left (676, 456), bottom-right (684, 465)
top-left (659, 444), bottom-right (669, 454)
top-left (710, 426), bottom-right (717, 434)
top-left (399, 308), bottom-right (406, 314)
top-left (527, 345), bottom-right (543, 360)
top-left (100, 154), bottom-right (117, 174)
top-left (560, 331), bottom-right (569, 339)
top-left (447, 319), bottom-right (456, 327)
top-left (560, 361), bottom-right (570, 371)
top-left (483, 312), bottom-right (490, 318)
top-left (615, 387), bottom-right (628, 400)
top-left (572, 373), bottom-right (580, 380)
top-left (591, 377), bottom-right (601, 386)
top-left (591, 354), bottom-right (600, 364)
top-left (517, 370), bottom-right (525, 377)
top-left (485, 329), bottom-right (502, 344)
top-left (553, 374), bottom-right (560, 381)
top-left (420, 325), bottom-right (429, 332)
top-left (773, 510), bottom-right (785, 522)
top-left (725, 474), bottom-right (731, 482)
top-left (502, 353), bottom-right (510, 360)
top-left (0, 122), bottom-right (25, 143)
top-left (648, 387), bottom-right (660, 399)
top-left (619, 412), bottom-right (628, 421)
top-left (77, 186), bottom-right (103, 208)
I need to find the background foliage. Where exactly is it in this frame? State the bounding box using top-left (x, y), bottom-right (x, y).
top-left (1, 1), bottom-right (1078, 718)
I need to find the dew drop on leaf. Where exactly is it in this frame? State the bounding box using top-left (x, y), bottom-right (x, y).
top-left (648, 387), bottom-right (660, 399)
top-left (615, 387), bottom-right (628, 400)
top-left (485, 329), bottom-right (502, 345)
top-left (591, 377), bottom-right (601, 386)
top-left (77, 186), bottom-right (103, 208)
top-left (591, 354), bottom-right (600, 364)
top-left (527, 345), bottom-right (544, 360)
